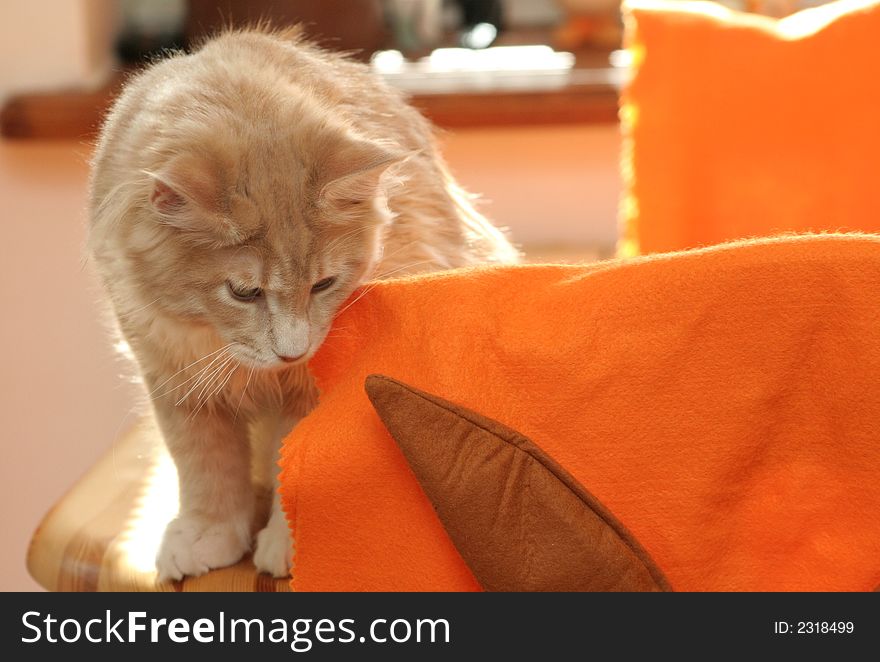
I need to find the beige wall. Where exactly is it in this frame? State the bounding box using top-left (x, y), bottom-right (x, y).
top-left (0, 124), bottom-right (622, 591)
top-left (0, 140), bottom-right (141, 591)
top-left (0, 1), bottom-right (119, 102)
top-left (442, 124), bottom-right (621, 251)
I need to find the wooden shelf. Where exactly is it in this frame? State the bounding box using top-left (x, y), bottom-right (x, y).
top-left (1, 47), bottom-right (620, 140)
top-left (412, 82), bottom-right (619, 129)
top-left (1, 73), bottom-right (127, 141)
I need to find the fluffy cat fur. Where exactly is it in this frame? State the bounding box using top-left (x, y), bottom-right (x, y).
top-left (88, 27), bottom-right (518, 580)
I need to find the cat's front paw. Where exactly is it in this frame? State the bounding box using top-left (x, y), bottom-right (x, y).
top-left (253, 515), bottom-right (293, 578)
top-left (156, 515), bottom-right (251, 581)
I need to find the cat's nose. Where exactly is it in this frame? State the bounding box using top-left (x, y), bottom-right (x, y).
top-left (277, 353), bottom-right (305, 364)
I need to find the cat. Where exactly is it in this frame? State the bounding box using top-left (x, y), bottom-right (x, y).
top-left (88, 26), bottom-right (518, 581)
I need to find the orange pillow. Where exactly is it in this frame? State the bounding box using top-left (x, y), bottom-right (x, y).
top-left (280, 234), bottom-right (880, 591)
top-left (619, 0), bottom-right (880, 256)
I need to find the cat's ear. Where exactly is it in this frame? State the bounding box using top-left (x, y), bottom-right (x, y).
top-left (146, 153), bottom-right (238, 240)
top-left (318, 135), bottom-right (409, 210)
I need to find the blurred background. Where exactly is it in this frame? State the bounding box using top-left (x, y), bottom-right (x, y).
top-left (0, 0), bottom-right (827, 590)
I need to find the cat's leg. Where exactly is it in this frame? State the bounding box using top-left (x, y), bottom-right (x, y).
top-left (154, 402), bottom-right (254, 581)
top-left (252, 415), bottom-right (298, 577)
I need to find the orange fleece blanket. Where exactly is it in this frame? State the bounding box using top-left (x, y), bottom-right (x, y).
top-left (280, 234), bottom-right (880, 591)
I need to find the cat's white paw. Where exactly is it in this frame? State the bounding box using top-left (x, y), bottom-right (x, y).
top-left (253, 516), bottom-right (293, 578)
top-left (156, 515), bottom-right (251, 581)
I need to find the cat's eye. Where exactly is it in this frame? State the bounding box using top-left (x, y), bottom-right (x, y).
top-left (311, 276), bottom-right (336, 293)
top-left (227, 281), bottom-right (262, 302)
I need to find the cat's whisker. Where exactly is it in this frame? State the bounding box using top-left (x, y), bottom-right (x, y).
top-left (190, 361), bottom-right (238, 421)
top-left (192, 354), bottom-right (236, 405)
top-left (332, 259), bottom-right (435, 321)
top-left (158, 357), bottom-right (218, 401)
top-left (370, 258), bottom-right (437, 281)
top-left (322, 227), bottom-right (369, 256)
top-left (149, 343), bottom-right (235, 398)
top-left (323, 224), bottom-right (376, 254)
top-left (333, 287), bottom-right (376, 320)
top-left (120, 297), bottom-right (162, 321)
top-left (173, 349), bottom-right (234, 405)
top-left (324, 333), bottom-right (354, 341)
top-left (156, 350), bottom-right (231, 402)
top-left (186, 363), bottom-right (232, 419)
top-left (324, 327), bottom-right (354, 337)
top-left (375, 238), bottom-right (424, 266)
top-left (324, 324), bottom-right (352, 337)
top-left (177, 363), bottom-right (224, 408)
top-left (233, 365), bottom-right (256, 423)
top-left (213, 363), bottom-right (239, 400)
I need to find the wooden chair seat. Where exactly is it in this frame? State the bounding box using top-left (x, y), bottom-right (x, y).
top-left (27, 416), bottom-right (290, 591)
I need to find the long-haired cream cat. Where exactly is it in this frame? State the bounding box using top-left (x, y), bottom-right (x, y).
top-left (88, 27), bottom-right (518, 581)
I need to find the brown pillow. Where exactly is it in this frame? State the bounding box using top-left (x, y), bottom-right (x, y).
top-left (365, 375), bottom-right (671, 592)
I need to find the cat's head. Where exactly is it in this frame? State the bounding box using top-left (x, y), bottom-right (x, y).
top-left (125, 112), bottom-right (407, 369)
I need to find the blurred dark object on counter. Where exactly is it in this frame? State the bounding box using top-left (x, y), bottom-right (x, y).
top-left (186, 0), bottom-right (389, 60)
top-left (456, 0), bottom-right (504, 48)
top-left (116, 0), bottom-right (188, 63)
